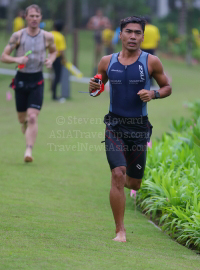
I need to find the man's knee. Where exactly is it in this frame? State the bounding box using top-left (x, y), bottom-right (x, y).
top-left (18, 114), bottom-right (26, 124)
top-left (111, 166), bottom-right (126, 189)
top-left (18, 117), bottom-right (25, 124)
top-left (27, 113), bottom-right (37, 124)
top-left (128, 177), bottom-right (142, 190)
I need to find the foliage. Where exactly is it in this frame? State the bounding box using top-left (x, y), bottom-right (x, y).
top-left (193, 117), bottom-right (200, 166)
top-left (137, 133), bottom-right (200, 250)
top-left (170, 117), bottom-right (193, 133)
top-left (18, 0), bottom-right (150, 28)
top-left (186, 100), bottom-right (200, 122)
top-left (137, 100), bottom-right (200, 251)
top-left (0, 19), bottom-right (7, 30)
top-left (19, 0), bottom-right (82, 27)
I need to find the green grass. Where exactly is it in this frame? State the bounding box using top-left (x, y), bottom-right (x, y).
top-left (0, 29), bottom-right (199, 139)
top-left (1, 30), bottom-right (200, 269)
top-left (1, 73), bottom-right (200, 269)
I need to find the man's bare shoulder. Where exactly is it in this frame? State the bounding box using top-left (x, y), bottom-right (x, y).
top-left (98, 55), bottom-right (112, 72)
top-left (43, 30), bottom-right (54, 40)
top-left (148, 54), bottom-right (162, 65)
top-left (7, 30), bottom-right (24, 51)
top-left (148, 54), bottom-right (163, 70)
top-left (10, 29), bottom-right (23, 41)
top-left (43, 31), bottom-right (54, 48)
top-left (100, 54), bottom-right (112, 65)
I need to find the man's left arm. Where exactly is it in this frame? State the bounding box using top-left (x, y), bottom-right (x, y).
top-left (45, 32), bottom-right (57, 69)
top-left (138, 55), bottom-right (172, 102)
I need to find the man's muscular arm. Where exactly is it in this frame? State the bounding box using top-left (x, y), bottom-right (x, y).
top-left (138, 55), bottom-right (172, 102)
top-left (87, 17), bottom-right (96, 30)
top-left (150, 55), bottom-right (172, 98)
top-left (45, 32), bottom-right (57, 68)
top-left (89, 55), bottom-right (111, 94)
top-left (1, 31), bottom-right (27, 65)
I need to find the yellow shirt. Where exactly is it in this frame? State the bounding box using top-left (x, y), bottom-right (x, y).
top-left (141, 24), bottom-right (160, 50)
top-left (192, 28), bottom-right (200, 48)
top-left (51, 31), bottom-right (67, 57)
top-left (102, 29), bottom-right (114, 46)
top-left (13, 17), bottom-right (25, 33)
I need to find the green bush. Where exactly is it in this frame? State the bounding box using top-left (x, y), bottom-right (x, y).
top-left (186, 100), bottom-right (200, 122)
top-left (136, 100), bottom-right (200, 251)
top-left (137, 133), bottom-right (200, 250)
top-left (193, 118), bottom-right (200, 167)
top-left (0, 19), bottom-right (7, 30)
top-left (43, 19), bottom-right (54, 31)
top-left (192, 49), bottom-right (200, 60)
top-left (170, 117), bottom-right (193, 133)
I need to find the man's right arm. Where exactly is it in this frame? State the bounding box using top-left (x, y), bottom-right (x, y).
top-left (1, 31), bottom-right (27, 65)
top-left (89, 55), bottom-right (111, 94)
top-left (87, 17), bottom-right (95, 30)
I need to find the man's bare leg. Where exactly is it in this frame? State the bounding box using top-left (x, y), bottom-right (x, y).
top-left (24, 108), bottom-right (40, 162)
top-left (18, 112), bottom-right (27, 134)
top-left (110, 166), bottom-right (126, 242)
top-left (125, 175), bottom-right (142, 190)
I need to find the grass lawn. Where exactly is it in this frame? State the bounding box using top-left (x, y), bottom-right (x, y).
top-left (0, 30), bottom-right (200, 269)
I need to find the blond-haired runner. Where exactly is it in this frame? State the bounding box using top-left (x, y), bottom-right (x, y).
top-left (1, 5), bottom-right (57, 162)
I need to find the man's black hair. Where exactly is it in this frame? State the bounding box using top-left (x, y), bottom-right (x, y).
top-left (120, 16), bottom-right (146, 32)
top-left (145, 15), bottom-right (152, 24)
top-left (54, 20), bottom-right (64, 32)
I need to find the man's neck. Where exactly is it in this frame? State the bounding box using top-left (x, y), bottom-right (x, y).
top-left (26, 27), bottom-right (40, 37)
top-left (121, 48), bottom-right (141, 59)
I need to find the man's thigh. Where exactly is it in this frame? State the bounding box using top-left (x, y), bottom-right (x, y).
top-left (27, 84), bottom-right (44, 111)
top-left (126, 143), bottom-right (147, 179)
top-left (15, 89), bottom-right (29, 112)
top-left (105, 127), bottom-right (127, 170)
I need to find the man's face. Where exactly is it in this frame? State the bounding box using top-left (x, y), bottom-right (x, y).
top-left (120, 23), bottom-right (144, 51)
top-left (26, 8), bottom-right (42, 29)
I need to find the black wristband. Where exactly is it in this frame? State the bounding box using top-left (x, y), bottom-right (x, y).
top-left (154, 90), bottom-right (160, 99)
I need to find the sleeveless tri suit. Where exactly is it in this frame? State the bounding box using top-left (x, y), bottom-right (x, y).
top-left (104, 51), bottom-right (153, 179)
top-left (10, 29), bottom-right (46, 112)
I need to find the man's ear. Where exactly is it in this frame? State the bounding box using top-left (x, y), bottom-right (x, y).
top-left (141, 34), bottom-right (144, 42)
top-left (119, 31), bottom-right (122, 40)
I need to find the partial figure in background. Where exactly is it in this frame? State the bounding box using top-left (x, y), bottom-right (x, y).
top-left (141, 16), bottom-right (160, 56)
top-left (102, 24), bottom-right (115, 55)
top-left (141, 16), bottom-right (160, 87)
top-left (51, 20), bottom-right (67, 101)
top-left (87, 9), bottom-right (111, 75)
top-left (13, 10), bottom-right (25, 33)
top-left (1, 4), bottom-right (57, 163)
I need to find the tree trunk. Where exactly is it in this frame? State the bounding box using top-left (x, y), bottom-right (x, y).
top-left (157, 0), bottom-right (169, 18)
top-left (81, 0), bottom-right (89, 19)
top-left (66, 0), bottom-right (74, 33)
top-left (6, 0), bottom-right (16, 33)
top-left (186, 1), bottom-right (194, 65)
top-left (178, 0), bottom-right (187, 36)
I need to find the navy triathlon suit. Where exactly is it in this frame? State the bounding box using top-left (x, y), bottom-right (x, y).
top-left (104, 51), bottom-right (153, 179)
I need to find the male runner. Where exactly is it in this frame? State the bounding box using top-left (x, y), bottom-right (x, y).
top-left (87, 9), bottom-right (111, 75)
top-left (1, 4), bottom-right (57, 162)
top-left (89, 16), bottom-right (172, 242)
